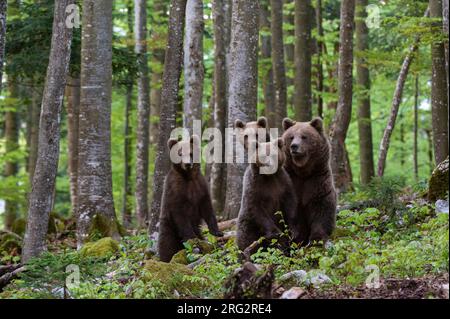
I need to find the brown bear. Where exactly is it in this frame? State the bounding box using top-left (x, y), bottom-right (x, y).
top-left (234, 116), bottom-right (270, 150)
top-left (158, 135), bottom-right (223, 262)
top-left (282, 117), bottom-right (336, 245)
top-left (236, 138), bottom-right (297, 257)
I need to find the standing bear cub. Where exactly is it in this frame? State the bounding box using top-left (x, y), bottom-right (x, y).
top-left (237, 138), bottom-right (297, 256)
top-left (282, 117), bottom-right (336, 245)
top-left (158, 135), bottom-right (223, 262)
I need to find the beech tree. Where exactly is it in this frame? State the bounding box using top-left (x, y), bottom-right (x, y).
top-left (0, 0), bottom-right (6, 91)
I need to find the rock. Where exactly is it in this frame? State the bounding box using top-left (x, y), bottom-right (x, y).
top-left (79, 237), bottom-right (119, 259)
top-left (279, 269), bottom-right (331, 288)
top-left (280, 287), bottom-right (306, 299)
top-left (435, 200), bottom-right (449, 214)
top-left (442, 284), bottom-right (449, 299)
top-left (170, 239), bottom-right (215, 265)
top-left (307, 271), bottom-right (332, 287)
top-left (170, 250), bottom-right (189, 265)
top-left (428, 157), bottom-right (449, 202)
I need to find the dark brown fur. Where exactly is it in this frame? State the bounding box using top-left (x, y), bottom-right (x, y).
top-left (158, 137), bottom-right (222, 262)
top-left (282, 117), bottom-right (336, 244)
top-left (236, 139), bottom-right (297, 254)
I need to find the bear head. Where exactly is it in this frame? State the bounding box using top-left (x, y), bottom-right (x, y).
top-left (234, 116), bottom-right (270, 150)
top-left (167, 135), bottom-right (201, 172)
top-left (249, 138), bottom-right (285, 174)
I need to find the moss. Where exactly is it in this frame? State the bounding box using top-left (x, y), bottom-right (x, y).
top-left (331, 227), bottom-right (352, 239)
top-left (185, 238), bottom-right (215, 254)
top-left (87, 214), bottom-right (125, 242)
top-left (0, 232), bottom-right (22, 255)
top-left (143, 260), bottom-right (209, 296)
top-left (11, 218), bottom-right (26, 236)
top-left (428, 157), bottom-right (449, 201)
top-left (170, 250), bottom-right (189, 265)
top-left (79, 237), bottom-right (119, 259)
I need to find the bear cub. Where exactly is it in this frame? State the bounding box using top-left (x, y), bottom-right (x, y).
top-left (236, 138), bottom-right (297, 257)
top-left (282, 117), bottom-right (336, 245)
top-left (158, 135), bottom-right (223, 262)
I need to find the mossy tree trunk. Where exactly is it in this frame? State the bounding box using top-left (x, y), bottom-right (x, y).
top-left (0, 0), bottom-right (6, 92)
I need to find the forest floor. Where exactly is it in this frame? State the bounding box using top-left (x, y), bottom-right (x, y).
top-left (0, 179), bottom-right (449, 299)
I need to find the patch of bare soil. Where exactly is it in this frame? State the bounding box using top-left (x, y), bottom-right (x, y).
top-left (302, 274), bottom-right (449, 299)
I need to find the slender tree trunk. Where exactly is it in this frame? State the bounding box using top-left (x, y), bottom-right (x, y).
top-left (211, 0), bottom-right (231, 215)
top-left (284, 0), bottom-right (294, 110)
top-left (123, 83), bottom-right (133, 228)
top-left (260, 0), bottom-right (275, 127)
top-left (0, 0), bottom-right (6, 92)
top-left (443, 0), bottom-right (449, 93)
top-left (271, 0), bottom-right (287, 129)
top-left (377, 9), bottom-right (429, 177)
top-left (425, 128), bottom-right (434, 174)
top-left (329, 0), bottom-right (355, 194)
top-left (66, 76), bottom-right (80, 217)
top-left (355, 0), bottom-right (374, 185)
top-left (148, 0), bottom-right (187, 234)
top-left (413, 75), bottom-right (419, 181)
top-left (224, 0), bottom-right (259, 219)
top-left (28, 86), bottom-right (42, 181)
top-left (294, 0), bottom-right (312, 121)
top-left (3, 82), bottom-right (19, 230)
top-left (315, 0), bottom-right (324, 118)
top-left (76, 0), bottom-right (120, 246)
top-left (430, 0), bottom-right (449, 164)
top-left (22, 0), bottom-right (74, 262)
top-left (183, 0), bottom-right (204, 130)
top-left (135, 0), bottom-right (151, 228)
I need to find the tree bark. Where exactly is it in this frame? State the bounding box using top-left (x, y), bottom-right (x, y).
top-left (430, 0), bottom-right (449, 164)
top-left (271, 0), bottom-right (287, 129)
top-left (135, 0), bottom-right (151, 228)
top-left (27, 86), bottom-right (42, 182)
top-left (413, 75), bottom-right (419, 181)
top-left (443, 0), bottom-right (449, 94)
top-left (315, 0), bottom-right (324, 118)
top-left (123, 83), bottom-right (133, 228)
top-left (65, 76), bottom-right (80, 217)
top-left (377, 9), bottom-right (429, 177)
top-left (148, 0), bottom-right (187, 234)
top-left (0, 0), bottom-right (6, 92)
top-left (76, 0), bottom-right (120, 246)
top-left (284, 0), bottom-right (294, 110)
top-left (224, 0), bottom-right (259, 219)
top-left (260, 0), bottom-right (276, 128)
top-left (183, 0), bottom-right (204, 130)
top-left (329, 0), bottom-right (355, 194)
top-left (22, 0), bottom-right (74, 262)
top-left (355, 0), bottom-right (374, 185)
top-left (294, 0), bottom-right (313, 121)
top-left (211, 0), bottom-right (231, 215)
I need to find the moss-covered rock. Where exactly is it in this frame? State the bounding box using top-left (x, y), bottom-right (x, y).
top-left (0, 231), bottom-right (22, 255)
top-left (428, 157), bottom-right (449, 201)
top-left (143, 260), bottom-right (209, 296)
top-left (79, 237), bottom-right (119, 259)
top-left (85, 214), bottom-right (126, 242)
top-left (169, 239), bottom-right (215, 265)
top-left (170, 250), bottom-right (189, 265)
top-left (11, 218), bottom-right (26, 237)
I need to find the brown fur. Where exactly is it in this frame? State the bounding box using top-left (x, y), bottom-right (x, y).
top-left (282, 117), bottom-right (336, 244)
top-left (234, 117), bottom-right (270, 150)
top-left (236, 138), bottom-right (297, 254)
top-left (158, 136), bottom-right (223, 262)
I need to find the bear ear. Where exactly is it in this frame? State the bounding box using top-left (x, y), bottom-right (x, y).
top-left (282, 118), bottom-right (296, 131)
top-left (310, 117), bottom-right (324, 134)
top-left (190, 134), bottom-right (200, 145)
top-left (257, 116), bottom-right (268, 128)
top-left (234, 119), bottom-right (245, 129)
top-left (167, 138), bottom-right (178, 150)
top-left (275, 138), bottom-right (284, 149)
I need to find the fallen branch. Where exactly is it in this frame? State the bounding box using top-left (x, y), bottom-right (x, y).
top-left (0, 266), bottom-right (25, 291)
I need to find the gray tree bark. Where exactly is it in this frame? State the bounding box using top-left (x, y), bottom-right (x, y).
top-left (271, 0), bottom-right (287, 129)
top-left (27, 85), bottom-right (42, 182)
top-left (76, 0), bottom-right (120, 246)
top-left (210, 0), bottom-right (231, 215)
top-left (430, 0), bottom-right (449, 164)
top-left (135, 0), bottom-right (151, 228)
top-left (22, 0), bottom-right (74, 262)
top-left (315, 0), bottom-right (324, 118)
top-left (355, 0), bottom-right (374, 185)
top-left (413, 75), bottom-right (419, 181)
top-left (284, 0), bottom-right (294, 109)
top-left (329, 0), bottom-right (355, 194)
top-left (294, 0), bottom-right (313, 121)
top-left (0, 0), bottom-right (6, 92)
top-left (183, 0), bottom-right (204, 130)
top-left (224, 0), bottom-right (259, 219)
top-left (148, 0), bottom-right (187, 234)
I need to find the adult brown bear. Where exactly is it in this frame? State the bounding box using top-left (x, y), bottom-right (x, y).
top-left (282, 117), bottom-right (336, 245)
top-left (158, 136), bottom-right (223, 262)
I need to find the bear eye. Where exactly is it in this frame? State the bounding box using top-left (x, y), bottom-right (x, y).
top-left (301, 135), bottom-right (307, 140)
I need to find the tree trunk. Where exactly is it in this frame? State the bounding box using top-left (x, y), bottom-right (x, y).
top-left (65, 76), bottom-right (80, 217)
top-left (329, 0), bottom-right (355, 194)
top-left (284, 0), bottom-right (294, 110)
top-left (135, 0), bottom-right (151, 228)
top-left (76, 0), bottom-right (120, 246)
top-left (271, 0), bottom-right (287, 129)
top-left (315, 0), bottom-right (324, 118)
top-left (0, 0), bottom-right (6, 92)
top-left (377, 8), bottom-right (429, 177)
top-left (425, 128), bottom-right (434, 174)
top-left (3, 82), bottom-right (19, 231)
top-left (413, 75), bottom-right (419, 181)
top-left (123, 83), bottom-right (133, 228)
top-left (148, 0), bottom-right (187, 234)
top-left (183, 0), bottom-right (204, 130)
top-left (443, 0), bottom-right (449, 94)
top-left (260, 0), bottom-right (275, 128)
top-left (224, 0), bottom-right (259, 219)
top-left (430, 0), bottom-right (449, 164)
top-left (28, 87), bottom-right (42, 182)
top-left (211, 0), bottom-right (231, 215)
top-left (355, 0), bottom-right (374, 185)
top-left (22, 0), bottom-right (74, 262)
top-left (294, 0), bottom-right (312, 121)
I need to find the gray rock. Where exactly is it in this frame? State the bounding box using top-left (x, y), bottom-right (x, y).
top-left (280, 287), bottom-right (305, 299)
top-left (435, 200), bottom-right (449, 214)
